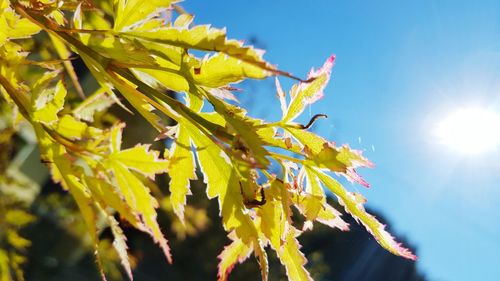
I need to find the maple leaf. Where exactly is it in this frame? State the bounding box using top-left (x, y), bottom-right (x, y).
top-left (73, 87), bottom-right (116, 122)
top-left (50, 151), bottom-right (109, 280)
top-left (202, 90), bottom-right (270, 168)
top-left (188, 120), bottom-right (257, 238)
top-left (282, 55), bottom-right (335, 123)
top-left (257, 193), bottom-right (283, 250)
top-left (311, 167), bottom-right (417, 260)
top-left (31, 79), bottom-right (66, 125)
top-left (257, 179), bottom-right (289, 250)
top-left (254, 241), bottom-right (269, 281)
top-left (109, 144), bottom-right (168, 179)
top-left (104, 125), bottom-right (172, 264)
top-left (114, 0), bottom-right (178, 31)
top-left (80, 53), bottom-right (167, 131)
top-left (85, 32), bottom-right (159, 67)
top-left (277, 227), bottom-right (313, 281)
top-left (290, 189), bottom-right (349, 232)
top-left (122, 24), bottom-right (275, 73)
top-left (217, 233), bottom-right (253, 281)
top-left (168, 123), bottom-right (197, 223)
top-left (53, 115), bottom-right (98, 141)
top-left (107, 215), bottom-right (133, 281)
top-left (288, 127), bottom-right (373, 187)
top-left (191, 53), bottom-right (271, 87)
top-left (0, 1), bottom-right (41, 46)
top-left (84, 176), bottom-right (142, 229)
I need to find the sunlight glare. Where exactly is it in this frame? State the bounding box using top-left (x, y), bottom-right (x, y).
top-left (435, 107), bottom-right (500, 154)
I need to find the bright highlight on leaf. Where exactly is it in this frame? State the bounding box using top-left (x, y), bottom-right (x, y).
top-left (0, 1), bottom-right (417, 280)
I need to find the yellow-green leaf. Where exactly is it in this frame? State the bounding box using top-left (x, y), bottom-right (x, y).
top-left (282, 56), bottom-right (334, 123)
top-left (101, 124), bottom-right (172, 263)
top-left (188, 121), bottom-right (257, 242)
top-left (114, 0), bottom-right (177, 31)
top-left (286, 127), bottom-right (327, 155)
top-left (79, 53), bottom-right (166, 131)
top-left (85, 33), bottom-right (158, 67)
top-left (52, 115), bottom-right (93, 141)
top-left (289, 188), bottom-right (348, 231)
top-left (174, 14), bottom-right (194, 28)
top-left (73, 87), bottom-right (116, 122)
top-left (123, 24), bottom-right (276, 73)
top-left (107, 215), bottom-right (133, 281)
top-left (0, 4), bottom-right (41, 46)
top-left (192, 53), bottom-right (270, 88)
top-left (203, 91), bottom-right (270, 167)
top-left (168, 124), bottom-right (196, 222)
top-left (107, 161), bottom-right (172, 263)
top-left (52, 160), bottom-right (107, 281)
top-left (277, 227), bottom-right (312, 281)
top-left (312, 168), bottom-right (417, 260)
top-left (257, 181), bottom-right (286, 250)
top-left (110, 144), bottom-right (168, 179)
top-left (108, 69), bottom-right (166, 131)
top-left (217, 234), bottom-right (253, 281)
top-left (254, 241), bottom-right (269, 281)
top-left (304, 142), bottom-right (347, 173)
top-left (31, 80), bottom-right (66, 125)
top-left (84, 176), bottom-right (141, 229)
top-left (288, 127), bottom-right (373, 187)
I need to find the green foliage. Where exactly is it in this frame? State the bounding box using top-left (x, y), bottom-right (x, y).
top-left (0, 1), bottom-right (416, 280)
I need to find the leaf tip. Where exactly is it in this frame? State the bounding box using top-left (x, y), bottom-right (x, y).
top-left (308, 54), bottom-right (335, 79)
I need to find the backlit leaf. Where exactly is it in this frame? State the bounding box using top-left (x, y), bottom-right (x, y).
top-left (192, 53), bottom-right (270, 88)
top-left (289, 189), bottom-right (348, 231)
top-left (312, 168), bottom-right (417, 260)
top-left (108, 215), bottom-right (133, 281)
top-left (257, 180), bottom-right (288, 250)
top-left (84, 177), bottom-right (141, 229)
top-left (52, 115), bottom-right (92, 140)
top-left (114, 0), bottom-right (177, 31)
top-left (187, 121), bottom-right (258, 242)
top-left (107, 160), bottom-right (172, 263)
top-left (93, 124), bottom-right (173, 264)
top-left (0, 3), bottom-right (41, 46)
top-left (31, 80), bottom-right (66, 125)
top-left (254, 241), bottom-right (269, 281)
top-left (123, 24), bottom-right (276, 73)
top-left (168, 123), bottom-right (197, 223)
top-left (73, 87), bottom-right (116, 122)
top-left (110, 144), bottom-right (168, 179)
top-left (282, 56), bottom-right (334, 123)
top-left (217, 234), bottom-right (253, 281)
top-left (277, 227), bottom-right (312, 281)
top-left (203, 91), bottom-right (270, 167)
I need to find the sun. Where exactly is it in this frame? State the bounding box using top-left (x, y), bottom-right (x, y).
top-left (435, 107), bottom-right (500, 154)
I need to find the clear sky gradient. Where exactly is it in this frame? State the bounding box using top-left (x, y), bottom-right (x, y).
top-left (184, 1), bottom-right (500, 280)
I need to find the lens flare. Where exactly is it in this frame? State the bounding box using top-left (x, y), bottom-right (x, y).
top-left (435, 107), bottom-right (500, 154)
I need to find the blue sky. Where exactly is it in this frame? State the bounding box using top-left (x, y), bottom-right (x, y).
top-left (184, 1), bottom-right (500, 280)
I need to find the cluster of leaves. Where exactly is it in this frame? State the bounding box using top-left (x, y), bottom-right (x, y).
top-left (0, 0), bottom-right (416, 280)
